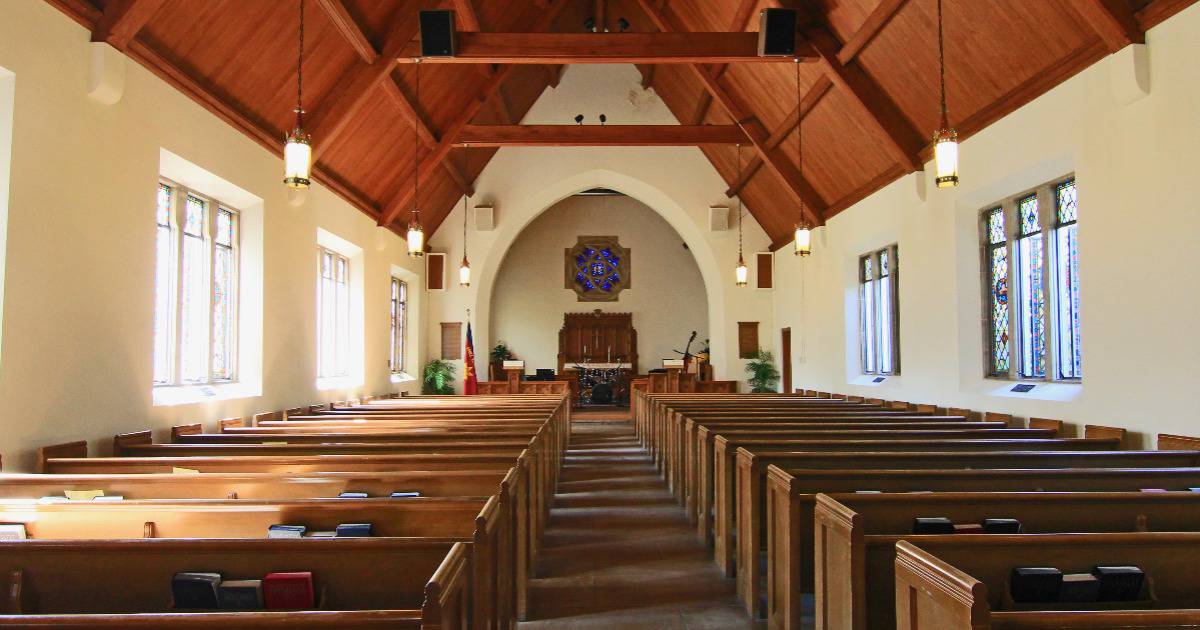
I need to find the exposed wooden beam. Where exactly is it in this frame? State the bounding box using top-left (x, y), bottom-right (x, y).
top-left (1062, 0), bottom-right (1144, 51)
top-left (727, 74), bottom-right (832, 195)
top-left (727, 0), bottom-right (760, 35)
top-left (454, 124), bottom-right (751, 147)
top-left (379, 80), bottom-right (474, 195)
top-left (397, 32), bottom-right (817, 64)
top-left (689, 2), bottom-right (759, 126)
top-left (91, 0), bottom-right (167, 51)
top-left (380, 0), bottom-right (573, 228)
top-left (307, 12), bottom-right (420, 160)
top-left (689, 92), bottom-right (713, 124)
top-left (837, 0), bottom-right (910, 64)
top-left (450, 0), bottom-right (482, 31)
top-left (636, 64), bottom-right (656, 89)
top-left (633, 0), bottom-right (826, 227)
top-left (494, 89), bottom-right (515, 125)
top-left (315, 0), bottom-right (379, 63)
top-left (1136, 0), bottom-right (1199, 31)
top-left (805, 26), bottom-right (924, 171)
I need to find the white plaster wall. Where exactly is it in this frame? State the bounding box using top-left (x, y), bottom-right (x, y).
top-left (773, 5), bottom-right (1200, 447)
top-left (0, 2), bottom-right (425, 470)
top-left (490, 194), bottom-right (709, 373)
top-left (429, 65), bottom-right (774, 390)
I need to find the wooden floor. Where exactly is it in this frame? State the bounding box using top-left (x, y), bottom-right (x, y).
top-left (571, 407), bottom-right (633, 422)
top-left (519, 423), bottom-right (765, 629)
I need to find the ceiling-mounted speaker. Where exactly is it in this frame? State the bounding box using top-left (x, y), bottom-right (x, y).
top-left (709, 206), bottom-right (729, 232)
top-left (420, 10), bottom-right (456, 57)
top-left (474, 205), bottom-right (495, 232)
top-left (758, 8), bottom-right (798, 57)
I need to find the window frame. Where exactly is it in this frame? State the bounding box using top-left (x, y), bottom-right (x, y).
top-left (389, 276), bottom-right (408, 375)
top-left (317, 246), bottom-right (352, 379)
top-left (980, 176), bottom-right (1081, 382)
top-left (858, 245), bottom-right (900, 376)
top-left (153, 178), bottom-right (240, 387)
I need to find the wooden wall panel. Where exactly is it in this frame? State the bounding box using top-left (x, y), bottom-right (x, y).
top-left (756, 252), bottom-right (773, 289)
top-left (738, 321), bottom-right (759, 359)
top-left (426, 253), bottom-right (446, 291)
top-left (440, 322), bottom-right (462, 360)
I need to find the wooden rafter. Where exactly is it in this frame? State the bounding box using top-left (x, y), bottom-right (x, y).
top-left (315, 0), bottom-right (378, 63)
top-left (1062, 0), bottom-right (1145, 51)
top-left (379, 0), bottom-right (573, 228)
top-left (687, 4), bottom-right (761, 125)
top-left (380, 81), bottom-right (474, 195)
top-left (727, 74), bottom-right (832, 196)
top-left (836, 0), bottom-right (911, 64)
top-left (396, 32), bottom-right (818, 64)
top-left (91, 0), bottom-right (167, 51)
top-left (633, 0), bottom-right (826, 227)
top-left (454, 125), bottom-right (751, 147)
top-left (450, 0), bottom-right (483, 31)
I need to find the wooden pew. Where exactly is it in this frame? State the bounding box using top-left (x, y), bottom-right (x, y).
top-left (765, 466), bottom-right (1200, 630)
top-left (0, 497), bottom-right (509, 630)
top-left (817, 491), bottom-right (1200, 630)
top-left (0, 538), bottom-right (467, 628)
top-left (726, 446), bottom-right (1199, 617)
top-left (895, 533), bottom-right (1200, 630)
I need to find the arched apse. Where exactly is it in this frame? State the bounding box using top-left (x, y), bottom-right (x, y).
top-left (427, 151), bottom-right (776, 386)
top-left (490, 191), bottom-right (708, 373)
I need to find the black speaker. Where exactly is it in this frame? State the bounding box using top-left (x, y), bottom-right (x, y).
top-left (420, 10), bottom-right (456, 57)
top-left (758, 8), bottom-right (798, 57)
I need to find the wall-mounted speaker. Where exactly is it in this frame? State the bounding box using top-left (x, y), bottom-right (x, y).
top-left (420, 11), bottom-right (456, 57)
top-left (708, 206), bottom-right (729, 232)
top-left (474, 205), bottom-right (495, 231)
top-left (758, 8), bottom-right (798, 57)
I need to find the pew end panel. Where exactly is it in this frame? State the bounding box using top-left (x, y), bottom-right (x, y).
top-left (112, 431), bottom-right (152, 457)
top-left (36, 442), bottom-right (87, 474)
top-left (218, 417), bottom-right (247, 432)
top-left (170, 424), bottom-right (203, 442)
top-left (1158, 433), bottom-right (1200, 451)
top-left (1085, 425), bottom-right (1128, 450)
top-left (894, 540), bottom-right (990, 630)
top-left (1028, 418), bottom-right (1064, 437)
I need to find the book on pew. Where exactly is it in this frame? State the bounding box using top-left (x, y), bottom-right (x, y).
top-left (306, 531), bottom-right (336, 538)
top-left (952, 523), bottom-right (984, 534)
top-left (912, 517), bottom-right (955, 534)
top-left (335, 523), bottom-right (373, 538)
top-left (267, 524), bottom-right (306, 539)
top-left (1093, 566), bottom-right (1144, 601)
top-left (263, 572), bottom-right (314, 609)
top-left (217, 579), bottom-right (263, 609)
top-left (92, 495), bottom-right (124, 502)
top-left (1060, 573), bottom-right (1101, 602)
top-left (38, 496), bottom-right (69, 503)
top-left (337, 492), bottom-right (369, 499)
top-left (982, 518), bottom-right (1023, 534)
top-left (1010, 567), bottom-right (1062, 603)
top-left (172, 572), bottom-right (222, 609)
top-left (64, 489), bottom-right (104, 501)
top-left (172, 467), bottom-right (200, 475)
top-left (0, 523), bottom-right (27, 540)
top-left (390, 491), bottom-right (421, 498)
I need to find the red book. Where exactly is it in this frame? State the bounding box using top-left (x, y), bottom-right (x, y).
top-left (262, 572), bottom-right (314, 609)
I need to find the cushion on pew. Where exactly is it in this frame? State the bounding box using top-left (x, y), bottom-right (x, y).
top-left (1010, 567), bottom-right (1063, 603)
top-left (982, 518), bottom-right (1023, 534)
top-left (913, 517), bottom-right (955, 534)
top-left (1092, 566), bottom-right (1145, 601)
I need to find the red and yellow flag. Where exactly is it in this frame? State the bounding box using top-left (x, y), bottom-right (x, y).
top-left (463, 322), bottom-right (478, 395)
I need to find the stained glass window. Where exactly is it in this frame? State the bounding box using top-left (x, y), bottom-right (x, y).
top-left (152, 182), bottom-right (239, 387)
top-left (860, 246), bottom-right (899, 375)
top-left (565, 236), bottom-right (631, 301)
top-left (1054, 180), bottom-right (1082, 379)
top-left (390, 278), bottom-right (408, 374)
top-left (318, 247), bottom-right (351, 379)
top-left (981, 178), bottom-right (1080, 381)
top-left (575, 247), bottom-right (622, 293)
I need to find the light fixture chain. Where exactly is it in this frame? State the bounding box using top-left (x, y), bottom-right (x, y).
top-left (296, 0), bottom-right (304, 121)
top-left (795, 58), bottom-right (804, 220)
top-left (413, 61), bottom-right (421, 224)
top-left (736, 144), bottom-right (743, 257)
top-left (937, 0), bottom-right (947, 125)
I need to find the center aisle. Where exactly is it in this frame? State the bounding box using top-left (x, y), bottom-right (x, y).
top-left (519, 422), bottom-right (765, 629)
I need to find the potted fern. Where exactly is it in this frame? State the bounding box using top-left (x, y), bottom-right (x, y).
top-left (489, 341), bottom-right (513, 382)
top-left (744, 349), bottom-right (780, 393)
top-left (422, 359), bottom-right (458, 395)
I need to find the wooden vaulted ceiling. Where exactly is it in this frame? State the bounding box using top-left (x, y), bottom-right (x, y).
top-left (46, 0), bottom-right (1194, 247)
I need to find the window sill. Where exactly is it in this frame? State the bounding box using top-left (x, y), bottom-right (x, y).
top-left (980, 379), bottom-right (1082, 402)
top-left (390, 372), bottom-right (417, 384)
top-left (153, 382), bottom-right (260, 407)
top-left (316, 375), bottom-right (362, 391)
top-left (849, 374), bottom-right (900, 387)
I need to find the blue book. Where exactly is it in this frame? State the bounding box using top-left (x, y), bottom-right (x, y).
top-left (390, 491), bottom-right (421, 498)
top-left (337, 492), bottom-right (369, 499)
top-left (267, 524), bottom-right (306, 538)
top-left (335, 523), bottom-right (373, 537)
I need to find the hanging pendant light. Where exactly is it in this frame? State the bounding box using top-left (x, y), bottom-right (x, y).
top-left (793, 59), bottom-right (813, 257)
top-left (406, 60), bottom-right (425, 257)
top-left (734, 144), bottom-right (749, 287)
top-left (283, 0), bottom-right (312, 190)
top-left (933, 0), bottom-right (959, 189)
top-left (456, 146), bottom-right (470, 285)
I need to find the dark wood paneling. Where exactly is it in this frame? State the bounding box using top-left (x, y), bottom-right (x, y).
top-left (737, 321), bottom-right (759, 359)
top-left (440, 322), bottom-right (462, 360)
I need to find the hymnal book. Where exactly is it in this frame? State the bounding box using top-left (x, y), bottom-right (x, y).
top-left (1139, 488), bottom-right (1168, 493)
top-left (172, 467), bottom-right (200, 475)
top-left (912, 517), bottom-right (955, 534)
top-left (306, 531), bottom-right (336, 538)
top-left (172, 572), bottom-right (222, 609)
top-left (1010, 567), bottom-right (1063, 603)
top-left (217, 579), bottom-right (263, 609)
top-left (390, 491), bottom-right (421, 498)
top-left (1059, 573), bottom-right (1101, 603)
top-left (92, 495), bottom-right (124, 502)
top-left (263, 572), bottom-right (314, 609)
top-left (38, 496), bottom-right (69, 504)
top-left (982, 518), bottom-right (1023, 534)
top-left (1190, 487), bottom-right (1200, 492)
top-left (337, 492), bottom-right (369, 499)
top-left (952, 523), bottom-right (984, 534)
top-left (0, 523), bottom-right (27, 540)
top-left (64, 489), bottom-right (104, 501)
top-left (268, 524), bottom-right (306, 539)
top-left (1092, 566), bottom-right (1144, 601)
top-left (262, 441), bottom-right (288, 446)
top-left (335, 523), bottom-right (373, 537)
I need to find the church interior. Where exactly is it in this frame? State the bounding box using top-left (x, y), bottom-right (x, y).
top-left (0, 0), bottom-right (1197, 627)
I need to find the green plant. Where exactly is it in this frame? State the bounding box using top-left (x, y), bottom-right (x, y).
top-left (490, 341), bottom-right (513, 363)
top-left (422, 359), bottom-right (458, 395)
top-left (744, 349), bottom-right (780, 393)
